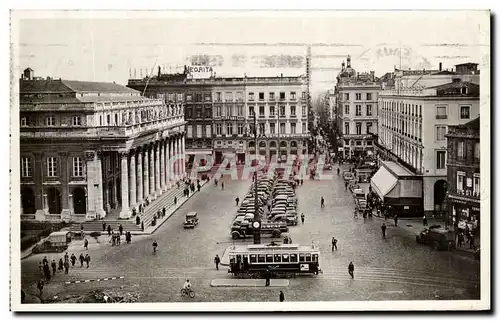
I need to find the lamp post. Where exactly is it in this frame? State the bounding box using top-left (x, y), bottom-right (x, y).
top-left (252, 111), bottom-right (261, 244)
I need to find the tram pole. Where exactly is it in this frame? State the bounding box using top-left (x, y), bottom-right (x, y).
top-left (253, 111), bottom-right (261, 244)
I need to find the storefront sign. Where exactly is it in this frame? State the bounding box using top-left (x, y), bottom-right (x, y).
top-left (187, 65), bottom-right (214, 79)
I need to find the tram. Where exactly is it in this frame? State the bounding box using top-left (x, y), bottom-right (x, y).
top-left (227, 242), bottom-right (322, 278)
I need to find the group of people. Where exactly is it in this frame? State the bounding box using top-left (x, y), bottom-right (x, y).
top-left (102, 223), bottom-right (133, 246)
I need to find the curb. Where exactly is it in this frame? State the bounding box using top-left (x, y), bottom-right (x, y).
top-left (65, 276), bottom-right (125, 284)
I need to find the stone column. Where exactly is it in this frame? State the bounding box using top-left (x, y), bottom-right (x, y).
top-left (175, 136), bottom-right (180, 181)
top-left (119, 151), bottom-right (131, 219)
top-left (155, 141), bottom-right (161, 196)
top-left (171, 138), bottom-right (176, 182)
top-left (59, 152), bottom-right (72, 221)
top-left (136, 149), bottom-right (143, 205)
top-left (33, 152), bottom-right (45, 220)
top-left (129, 150), bottom-right (137, 210)
top-left (143, 146), bottom-right (149, 201)
top-left (149, 144), bottom-right (155, 199)
top-left (84, 151), bottom-right (105, 220)
top-left (181, 134), bottom-right (186, 178)
top-left (160, 140), bottom-right (166, 191)
top-left (165, 140), bottom-right (171, 188)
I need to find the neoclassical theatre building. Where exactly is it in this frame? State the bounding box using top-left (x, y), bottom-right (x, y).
top-left (19, 68), bottom-right (186, 222)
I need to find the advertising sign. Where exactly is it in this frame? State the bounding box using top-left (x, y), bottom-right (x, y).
top-left (186, 66), bottom-right (214, 79)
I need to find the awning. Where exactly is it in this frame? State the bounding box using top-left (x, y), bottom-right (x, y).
top-left (370, 166), bottom-right (398, 199)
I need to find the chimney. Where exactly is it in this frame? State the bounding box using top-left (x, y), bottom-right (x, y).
top-left (439, 62), bottom-right (442, 71)
top-left (281, 73), bottom-right (283, 78)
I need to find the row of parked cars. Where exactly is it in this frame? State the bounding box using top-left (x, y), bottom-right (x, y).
top-left (267, 179), bottom-right (299, 226)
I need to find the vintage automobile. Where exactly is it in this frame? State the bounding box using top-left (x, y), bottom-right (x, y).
top-left (271, 214), bottom-right (298, 226)
top-left (352, 188), bottom-right (365, 200)
top-left (343, 171), bottom-right (355, 182)
top-left (416, 226), bottom-right (455, 251)
top-left (231, 221), bottom-right (289, 239)
top-left (32, 231), bottom-right (71, 254)
top-left (183, 212), bottom-right (199, 229)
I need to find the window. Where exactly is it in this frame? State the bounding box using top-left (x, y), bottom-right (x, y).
top-left (290, 92), bottom-right (296, 100)
top-left (367, 105), bottom-right (372, 116)
top-left (106, 114), bottom-right (111, 125)
top-left (270, 123), bottom-right (276, 134)
top-left (204, 93), bottom-right (211, 101)
top-left (274, 254), bottom-right (282, 262)
top-left (259, 106), bottom-right (265, 117)
top-left (258, 254), bottom-right (265, 263)
top-left (356, 122), bottom-right (362, 135)
top-left (474, 142), bottom-right (480, 160)
top-left (302, 92), bottom-right (307, 100)
top-left (215, 106), bottom-right (221, 117)
top-left (457, 171), bottom-right (465, 191)
top-left (237, 105), bottom-right (243, 117)
top-left (269, 92), bottom-right (275, 101)
top-left (280, 92), bottom-right (285, 100)
top-left (215, 92), bottom-right (222, 102)
top-left (216, 124), bottom-right (222, 135)
top-left (227, 123), bottom-right (233, 135)
top-left (436, 105), bottom-right (447, 119)
top-left (367, 122), bottom-right (373, 134)
top-left (280, 123), bottom-right (286, 134)
top-left (269, 106), bottom-right (275, 116)
top-left (237, 124), bottom-right (244, 135)
top-left (299, 253), bottom-right (306, 262)
top-left (279, 106), bottom-right (286, 117)
top-left (345, 93), bottom-right (350, 101)
top-left (458, 141), bottom-right (465, 159)
top-left (73, 157), bottom-right (83, 177)
top-left (258, 92), bottom-right (264, 101)
top-left (250, 255), bottom-right (257, 263)
top-left (436, 126), bottom-right (446, 141)
top-left (236, 91), bottom-right (243, 102)
top-left (436, 151), bottom-right (446, 169)
top-left (21, 117), bottom-right (27, 127)
top-left (344, 105), bottom-right (350, 115)
top-left (355, 93), bottom-right (362, 100)
top-left (460, 106), bottom-right (470, 119)
top-left (366, 93), bottom-right (372, 100)
top-left (21, 157), bottom-right (32, 177)
top-left (259, 123), bottom-right (265, 134)
top-left (47, 157), bottom-right (57, 177)
top-left (355, 105), bottom-right (362, 116)
top-left (205, 108), bottom-right (212, 118)
top-left (302, 106), bottom-right (307, 116)
top-left (249, 106), bottom-right (255, 116)
top-left (473, 173), bottom-right (480, 196)
top-left (225, 92), bottom-right (233, 101)
top-left (206, 125), bottom-right (212, 137)
top-left (248, 92), bottom-right (255, 101)
top-left (290, 105), bottom-right (296, 116)
top-left (291, 123), bottom-right (296, 134)
top-left (302, 122), bottom-right (306, 133)
top-left (114, 114), bottom-right (118, 125)
top-left (344, 122), bottom-right (350, 134)
top-left (177, 93), bottom-right (183, 101)
top-left (282, 254), bottom-right (289, 262)
top-left (46, 116), bottom-right (55, 126)
top-left (290, 254), bottom-right (298, 262)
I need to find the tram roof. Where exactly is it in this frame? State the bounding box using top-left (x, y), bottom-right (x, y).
top-left (228, 244), bottom-right (319, 253)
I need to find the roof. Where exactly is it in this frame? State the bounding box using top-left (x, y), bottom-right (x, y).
top-left (20, 79), bottom-right (73, 94)
top-left (62, 80), bottom-right (138, 93)
top-left (464, 117), bottom-right (480, 129)
top-left (428, 80), bottom-right (479, 97)
top-left (20, 79), bottom-right (139, 94)
top-left (382, 161), bottom-right (415, 177)
top-left (455, 62), bottom-right (478, 66)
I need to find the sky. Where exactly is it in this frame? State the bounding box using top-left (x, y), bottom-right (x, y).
top-left (13, 11), bottom-right (488, 95)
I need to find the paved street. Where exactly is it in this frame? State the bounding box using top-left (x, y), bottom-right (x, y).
top-left (21, 164), bottom-right (480, 303)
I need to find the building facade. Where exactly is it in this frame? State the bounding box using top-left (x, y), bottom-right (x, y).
top-left (334, 56), bottom-right (381, 160)
top-left (128, 69), bottom-right (309, 165)
top-left (20, 68), bottom-right (186, 222)
top-left (446, 117), bottom-right (480, 245)
top-left (374, 63), bottom-right (480, 216)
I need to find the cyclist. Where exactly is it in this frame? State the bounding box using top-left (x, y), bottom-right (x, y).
top-left (183, 279), bottom-right (192, 291)
top-left (152, 240), bottom-right (158, 254)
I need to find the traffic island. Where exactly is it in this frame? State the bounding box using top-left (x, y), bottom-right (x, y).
top-left (210, 279), bottom-right (289, 287)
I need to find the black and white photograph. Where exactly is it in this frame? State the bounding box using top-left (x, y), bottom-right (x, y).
top-left (9, 9), bottom-right (490, 312)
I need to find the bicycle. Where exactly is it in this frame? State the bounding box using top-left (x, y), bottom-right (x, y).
top-left (181, 288), bottom-right (196, 298)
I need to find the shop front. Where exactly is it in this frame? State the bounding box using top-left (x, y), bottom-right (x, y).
top-left (370, 161), bottom-right (422, 217)
top-left (449, 195), bottom-right (480, 249)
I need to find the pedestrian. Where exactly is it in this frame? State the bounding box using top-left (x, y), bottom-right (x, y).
top-left (345, 181), bottom-right (348, 191)
top-left (58, 258), bottom-right (64, 271)
top-left (457, 232), bottom-right (464, 248)
top-left (70, 254), bottom-right (76, 267)
top-left (279, 290), bottom-right (285, 302)
top-left (37, 279), bottom-right (44, 297)
top-left (141, 222), bottom-right (144, 232)
top-left (348, 262), bottom-right (354, 279)
top-left (85, 254), bottom-right (91, 268)
top-left (197, 183), bottom-right (201, 192)
top-left (265, 268), bottom-right (271, 286)
top-left (162, 207), bottom-right (166, 218)
top-left (423, 214), bottom-right (428, 226)
top-left (337, 168), bottom-right (340, 175)
top-left (381, 223), bottom-right (387, 238)
top-left (79, 253), bottom-right (84, 267)
top-left (214, 254), bottom-right (221, 270)
top-left (394, 214), bottom-right (398, 227)
top-left (42, 256), bottom-right (48, 266)
top-left (301, 213), bottom-right (305, 224)
top-left (102, 222), bottom-right (106, 232)
top-left (320, 197), bottom-right (325, 208)
top-left (174, 196), bottom-right (177, 205)
top-left (51, 259), bottom-right (57, 275)
top-left (64, 252), bottom-right (69, 263)
top-left (107, 224), bottom-right (111, 236)
top-left (38, 262), bottom-right (43, 275)
top-left (64, 260), bottom-right (69, 274)
top-left (221, 182), bottom-right (224, 190)
top-left (84, 238), bottom-right (89, 250)
top-left (119, 224), bottom-right (123, 236)
top-left (136, 215), bottom-right (140, 225)
top-left (332, 237), bottom-right (338, 251)
top-left (43, 263), bottom-right (51, 282)
top-left (235, 197), bottom-right (240, 206)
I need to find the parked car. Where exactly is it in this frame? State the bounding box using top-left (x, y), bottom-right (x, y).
top-left (183, 212), bottom-right (199, 229)
top-left (416, 226), bottom-right (455, 251)
top-left (343, 171), bottom-right (355, 181)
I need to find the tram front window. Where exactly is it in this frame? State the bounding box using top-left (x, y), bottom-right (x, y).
top-left (290, 254), bottom-right (298, 262)
top-left (258, 254), bottom-right (265, 263)
top-left (274, 254), bottom-right (282, 262)
top-left (312, 254), bottom-right (318, 262)
top-left (250, 255), bottom-right (257, 263)
top-left (282, 254), bottom-right (290, 262)
top-left (305, 254), bottom-right (312, 262)
top-left (299, 254), bottom-right (306, 262)
top-left (266, 254), bottom-right (273, 263)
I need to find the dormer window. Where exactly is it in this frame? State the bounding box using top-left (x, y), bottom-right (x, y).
top-left (46, 116), bottom-right (55, 126)
top-left (461, 86), bottom-right (468, 95)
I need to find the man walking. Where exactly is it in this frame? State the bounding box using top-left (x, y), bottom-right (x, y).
top-left (221, 182), bottom-right (225, 190)
top-left (394, 214), bottom-right (398, 227)
top-left (79, 253), bottom-right (85, 268)
top-left (51, 259), bottom-right (57, 276)
top-left (320, 197), bottom-right (325, 209)
top-left (235, 197), bottom-right (240, 206)
top-left (345, 181), bottom-right (348, 191)
top-left (70, 253), bottom-right (76, 267)
top-left (102, 222), bottom-right (106, 232)
top-left (423, 214), bottom-right (428, 226)
top-left (381, 223), bottom-right (387, 238)
top-left (85, 254), bottom-right (91, 268)
top-left (265, 268), bottom-right (271, 287)
top-left (214, 254), bottom-right (221, 270)
top-left (301, 213), bottom-right (305, 224)
top-left (84, 238), bottom-right (89, 250)
top-left (348, 262), bottom-right (354, 279)
top-left (107, 224), bottom-right (112, 236)
top-left (64, 260), bottom-right (70, 274)
top-left (37, 279), bottom-right (44, 298)
top-left (279, 291), bottom-right (285, 302)
top-left (331, 237), bottom-right (338, 251)
top-left (119, 224), bottom-right (123, 236)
